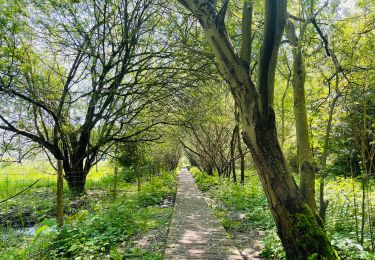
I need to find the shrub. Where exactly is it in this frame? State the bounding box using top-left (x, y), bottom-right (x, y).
top-left (52, 200), bottom-right (137, 257)
top-left (137, 172), bottom-right (176, 207)
top-left (190, 167), bottom-right (219, 191)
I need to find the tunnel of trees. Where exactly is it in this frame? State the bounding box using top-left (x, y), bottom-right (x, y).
top-left (0, 0), bottom-right (374, 258)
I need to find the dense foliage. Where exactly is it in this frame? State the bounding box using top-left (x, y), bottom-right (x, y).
top-left (191, 167), bottom-right (375, 259)
top-left (0, 0), bottom-right (374, 258)
top-left (0, 170), bottom-right (176, 259)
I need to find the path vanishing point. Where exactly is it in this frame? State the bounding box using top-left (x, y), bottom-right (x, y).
top-left (164, 167), bottom-right (243, 260)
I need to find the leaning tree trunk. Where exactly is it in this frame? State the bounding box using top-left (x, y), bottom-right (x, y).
top-left (241, 107), bottom-right (335, 259)
top-left (177, 0), bottom-right (337, 258)
top-left (286, 21), bottom-right (316, 211)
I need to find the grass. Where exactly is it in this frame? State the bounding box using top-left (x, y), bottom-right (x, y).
top-left (190, 167), bottom-right (375, 259)
top-left (0, 161), bottom-right (113, 199)
top-left (0, 161), bottom-right (115, 228)
top-left (0, 163), bottom-right (176, 259)
top-left (0, 163), bottom-right (177, 259)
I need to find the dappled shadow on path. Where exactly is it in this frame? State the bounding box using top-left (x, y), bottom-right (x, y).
top-left (164, 168), bottom-right (243, 260)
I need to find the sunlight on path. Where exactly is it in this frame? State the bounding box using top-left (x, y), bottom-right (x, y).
top-left (164, 168), bottom-right (243, 260)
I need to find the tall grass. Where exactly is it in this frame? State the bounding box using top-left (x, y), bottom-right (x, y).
top-left (0, 161), bottom-right (112, 200)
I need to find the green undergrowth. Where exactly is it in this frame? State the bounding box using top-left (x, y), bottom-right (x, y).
top-left (323, 177), bottom-right (375, 259)
top-left (190, 167), bottom-right (375, 259)
top-left (190, 167), bottom-right (283, 259)
top-left (0, 171), bottom-right (177, 259)
top-left (0, 162), bottom-right (114, 228)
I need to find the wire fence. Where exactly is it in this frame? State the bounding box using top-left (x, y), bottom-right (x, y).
top-left (0, 159), bottom-right (159, 248)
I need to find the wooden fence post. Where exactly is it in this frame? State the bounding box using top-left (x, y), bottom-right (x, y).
top-left (149, 163), bottom-right (152, 181)
top-left (57, 160), bottom-right (64, 226)
top-left (112, 166), bottom-right (118, 200)
top-left (137, 160), bottom-right (141, 192)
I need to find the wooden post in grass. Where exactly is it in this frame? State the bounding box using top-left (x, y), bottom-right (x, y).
top-left (137, 160), bottom-right (141, 192)
top-left (57, 160), bottom-right (64, 226)
top-left (149, 163), bottom-right (152, 181)
top-left (156, 162), bottom-right (160, 176)
top-left (112, 166), bottom-right (118, 200)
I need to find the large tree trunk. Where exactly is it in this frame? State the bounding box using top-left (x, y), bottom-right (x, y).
top-left (63, 130), bottom-right (93, 195)
top-left (65, 170), bottom-right (88, 195)
top-left (286, 21), bottom-right (316, 210)
top-left (241, 107), bottom-right (335, 259)
top-left (177, 0), bottom-right (337, 258)
top-left (62, 143), bottom-right (91, 195)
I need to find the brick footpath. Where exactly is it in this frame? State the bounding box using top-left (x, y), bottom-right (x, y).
top-left (164, 168), bottom-right (243, 260)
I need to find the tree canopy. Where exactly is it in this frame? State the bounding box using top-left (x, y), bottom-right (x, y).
top-left (0, 0), bottom-right (374, 258)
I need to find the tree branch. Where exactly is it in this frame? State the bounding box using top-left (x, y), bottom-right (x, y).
top-left (0, 179), bottom-right (41, 204)
top-left (240, 0), bottom-right (253, 66)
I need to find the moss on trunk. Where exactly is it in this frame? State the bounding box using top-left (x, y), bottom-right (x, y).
top-left (288, 204), bottom-right (338, 259)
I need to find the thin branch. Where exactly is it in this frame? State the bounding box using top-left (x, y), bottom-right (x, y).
top-left (0, 179), bottom-right (41, 204)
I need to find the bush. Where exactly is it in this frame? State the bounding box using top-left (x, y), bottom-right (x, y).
top-left (215, 181), bottom-right (273, 229)
top-left (137, 172), bottom-right (176, 207)
top-left (332, 234), bottom-right (374, 259)
top-left (52, 200), bottom-right (137, 257)
top-left (190, 167), bottom-right (219, 191)
top-left (0, 172), bottom-right (177, 259)
top-left (121, 166), bottom-right (137, 183)
top-left (260, 229), bottom-right (285, 259)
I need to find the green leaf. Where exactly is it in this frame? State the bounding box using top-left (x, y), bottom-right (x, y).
top-left (68, 244), bottom-right (78, 252)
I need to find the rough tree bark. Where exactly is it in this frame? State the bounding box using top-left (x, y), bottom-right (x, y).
top-left (63, 162), bottom-right (90, 195)
top-left (177, 0), bottom-right (337, 258)
top-left (286, 20), bottom-right (316, 211)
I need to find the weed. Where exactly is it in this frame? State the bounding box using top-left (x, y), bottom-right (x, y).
top-left (191, 167), bottom-right (375, 259)
top-left (0, 170), bottom-right (176, 259)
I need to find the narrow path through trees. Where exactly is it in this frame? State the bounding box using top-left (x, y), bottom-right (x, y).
top-left (164, 168), bottom-right (243, 260)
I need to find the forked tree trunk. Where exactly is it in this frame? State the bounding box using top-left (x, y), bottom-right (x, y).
top-left (63, 158), bottom-right (90, 195)
top-left (61, 131), bottom-right (92, 195)
top-left (177, 0), bottom-right (337, 258)
top-left (64, 170), bottom-right (88, 195)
